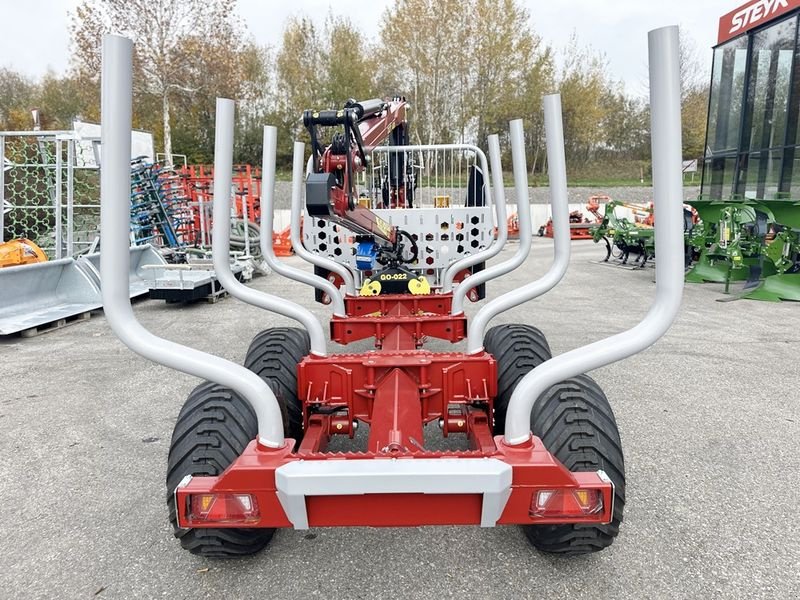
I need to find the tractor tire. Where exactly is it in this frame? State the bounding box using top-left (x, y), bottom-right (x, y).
top-left (484, 324), bottom-right (552, 435)
top-left (166, 382), bottom-right (275, 557)
top-left (523, 374), bottom-right (625, 555)
top-left (244, 327), bottom-right (309, 441)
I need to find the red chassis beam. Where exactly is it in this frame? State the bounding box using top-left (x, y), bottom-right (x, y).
top-left (174, 344), bottom-right (613, 531)
top-left (174, 437), bottom-right (614, 529)
top-left (333, 293), bottom-right (466, 347)
top-left (344, 293), bottom-right (454, 317)
top-left (296, 351), bottom-right (496, 442)
top-left (331, 313), bottom-right (466, 347)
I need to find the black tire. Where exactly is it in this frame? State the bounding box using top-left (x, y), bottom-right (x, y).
top-left (484, 324), bottom-right (552, 435)
top-left (522, 374), bottom-right (625, 555)
top-left (166, 382), bottom-right (275, 557)
top-left (244, 327), bottom-right (309, 441)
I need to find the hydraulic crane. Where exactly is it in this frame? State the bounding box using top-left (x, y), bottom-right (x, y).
top-left (304, 98), bottom-right (422, 293)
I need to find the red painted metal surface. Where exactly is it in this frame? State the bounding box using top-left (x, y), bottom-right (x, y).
top-left (367, 369), bottom-right (425, 452)
top-left (344, 293), bottom-right (453, 316)
top-left (541, 211), bottom-right (594, 240)
top-left (297, 350), bottom-right (497, 428)
top-left (174, 436), bottom-right (614, 529)
top-left (332, 294), bottom-right (465, 346)
top-left (175, 328), bottom-right (613, 530)
top-left (360, 101), bottom-right (407, 150)
top-left (451, 269), bottom-right (481, 303)
top-left (272, 226), bottom-right (293, 256)
top-left (718, 0), bottom-right (800, 44)
top-left (313, 99), bottom-right (409, 243)
top-left (167, 137), bottom-right (620, 531)
top-left (507, 213), bottom-right (520, 240)
top-left (181, 164), bottom-right (261, 222)
top-left (330, 312), bottom-right (467, 346)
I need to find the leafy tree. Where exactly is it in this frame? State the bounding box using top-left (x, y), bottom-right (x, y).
top-left (678, 34), bottom-right (710, 160)
top-left (275, 16), bottom-right (325, 139)
top-left (38, 73), bottom-right (90, 129)
top-left (274, 14), bottom-right (378, 163)
top-left (600, 90), bottom-right (649, 159)
top-left (558, 37), bottom-right (611, 168)
top-left (324, 16), bottom-right (377, 104)
top-left (521, 46), bottom-right (557, 174)
top-left (376, 0), bottom-right (555, 168)
top-left (471, 0), bottom-right (535, 145)
top-left (0, 69), bottom-right (37, 130)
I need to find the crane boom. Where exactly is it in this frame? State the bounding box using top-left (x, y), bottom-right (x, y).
top-left (304, 98), bottom-right (410, 246)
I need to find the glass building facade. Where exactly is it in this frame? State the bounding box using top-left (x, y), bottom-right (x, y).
top-left (702, 10), bottom-right (800, 201)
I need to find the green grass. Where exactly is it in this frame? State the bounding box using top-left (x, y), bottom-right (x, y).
top-left (275, 170), bottom-right (696, 188)
top-left (516, 173), bottom-right (653, 188)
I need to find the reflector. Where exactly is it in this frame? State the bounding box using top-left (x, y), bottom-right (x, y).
top-left (530, 489), bottom-right (603, 519)
top-left (188, 493), bottom-right (260, 524)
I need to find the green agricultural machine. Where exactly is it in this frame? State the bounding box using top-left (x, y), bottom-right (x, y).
top-left (688, 1), bottom-right (800, 301)
top-left (686, 197), bottom-right (800, 300)
top-left (590, 200), bottom-right (655, 268)
top-left (685, 201), bottom-right (775, 287)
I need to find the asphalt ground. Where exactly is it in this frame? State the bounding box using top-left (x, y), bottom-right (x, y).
top-left (1, 238), bottom-right (798, 599)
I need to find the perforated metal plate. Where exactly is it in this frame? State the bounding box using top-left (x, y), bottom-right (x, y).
top-left (304, 206), bottom-right (494, 286)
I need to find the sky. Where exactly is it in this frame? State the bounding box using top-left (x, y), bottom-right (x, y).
top-left (0, 0), bottom-right (740, 97)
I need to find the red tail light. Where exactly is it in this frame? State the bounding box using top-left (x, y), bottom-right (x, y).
top-left (530, 488), bottom-right (604, 519)
top-left (188, 493), bottom-right (260, 524)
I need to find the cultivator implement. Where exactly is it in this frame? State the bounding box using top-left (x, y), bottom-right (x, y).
top-left (100, 26), bottom-right (684, 557)
top-left (129, 158), bottom-right (194, 248)
top-left (590, 198), bottom-right (656, 268)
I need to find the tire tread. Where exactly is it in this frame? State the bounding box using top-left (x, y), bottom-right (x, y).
top-left (523, 374), bottom-right (625, 555)
top-left (484, 324), bottom-right (552, 434)
top-left (166, 382), bottom-right (275, 557)
top-left (243, 327), bottom-right (309, 440)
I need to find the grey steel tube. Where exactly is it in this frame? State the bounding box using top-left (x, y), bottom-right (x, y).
top-left (259, 126), bottom-right (346, 316)
top-left (211, 99), bottom-right (328, 356)
top-left (100, 35), bottom-right (285, 448)
top-left (466, 103), bottom-right (570, 353)
top-left (449, 129), bottom-right (534, 302)
top-left (451, 135), bottom-right (508, 313)
top-left (289, 141), bottom-right (357, 295)
top-left (502, 26), bottom-right (685, 445)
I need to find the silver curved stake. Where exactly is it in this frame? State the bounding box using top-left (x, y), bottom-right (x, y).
top-left (502, 26), bottom-right (685, 445)
top-left (289, 141), bottom-right (357, 296)
top-left (450, 135), bottom-right (508, 313)
top-left (451, 125), bottom-right (533, 315)
top-left (259, 127), bottom-right (346, 316)
top-left (100, 35), bottom-right (285, 448)
top-left (210, 100), bottom-right (328, 356)
top-left (466, 98), bottom-right (570, 352)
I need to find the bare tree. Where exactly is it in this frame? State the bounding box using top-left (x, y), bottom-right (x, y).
top-left (71, 0), bottom-right (241, 164)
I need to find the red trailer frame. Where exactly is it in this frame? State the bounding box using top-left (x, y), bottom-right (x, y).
top-left (174, 307), bottom-right (614, 530)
